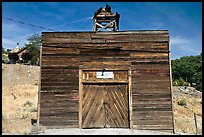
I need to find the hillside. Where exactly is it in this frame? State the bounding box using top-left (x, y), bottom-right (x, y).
top-left (2, 64), bottom-right (202, 135)
top-left (172, 86), bottom-right (202, 134)
top-left (2, 64), bottom-right (40, 134)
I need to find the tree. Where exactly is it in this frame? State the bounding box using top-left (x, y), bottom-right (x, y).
top-left (25, 34), bottom-right (41, 65)
top-left (2, 46), bottom-right (8, 54)
top-left (26, 33), bottom-right (41, 50)
top-left (7, 49), bottom-right (12, 53)
top-left (22, 52), bottom-right (32, 63)
top-left (171, 53), bottom-right (202, 92)
top-left (8, 53), bottom-right (19, 63)
top-left (26, 44), bottom-right (40, 65)
top-left (2, 46), bottom-right (5, 53)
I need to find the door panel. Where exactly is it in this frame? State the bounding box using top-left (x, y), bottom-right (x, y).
top-left (82, 84), bottom-right (105, 128)
top-left (82, 84), bottom-right (129, 128)
top-left (105, 85), bottom-right (129, 128)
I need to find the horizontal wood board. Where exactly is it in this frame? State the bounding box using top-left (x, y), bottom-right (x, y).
top-left (39, 30), bottom-right (173, 132)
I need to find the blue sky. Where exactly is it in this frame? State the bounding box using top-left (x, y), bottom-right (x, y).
top-left (2, 2), bottom-right (202, 60)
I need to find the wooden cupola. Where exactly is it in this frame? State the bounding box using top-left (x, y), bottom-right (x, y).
top-left (92, 4), bottom-right (120, 31)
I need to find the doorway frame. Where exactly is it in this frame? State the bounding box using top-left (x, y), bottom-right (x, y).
top-left (78, 68), bottom-right (132, 129)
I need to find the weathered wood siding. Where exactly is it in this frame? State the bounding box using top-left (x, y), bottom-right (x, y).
top-left (39, 30), bottom-right (174, 132)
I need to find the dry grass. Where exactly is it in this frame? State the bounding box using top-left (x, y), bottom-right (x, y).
top-left (173, 93), bottom-right (202, 134)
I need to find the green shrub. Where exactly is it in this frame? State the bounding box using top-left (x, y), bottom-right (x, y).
top-left (195, 83), bottom-right (202, 92)
top-left (178, 98), bottom-right (187, 106)
top-left (8, 53), bottom-right (19, 63)
top-left (22, 52), bottom-right (32, 63)
top-left (173, 77), bottom-right (189, 86)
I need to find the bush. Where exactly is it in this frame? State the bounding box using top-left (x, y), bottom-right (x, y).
top-left (173, 77), bottom-right (189, 86)
top-left (18, 59), bottom-right (24, 64)
top-left (178, 98), bottom-right (187, 106)
top-left (195, 83), bottom-right (202, 92)
top-left (8, 53), bottom-right (19, 63)
top-left (23, 101), bottom-right (33, 107)
top-left (22, 52), bottom-right (32, 63)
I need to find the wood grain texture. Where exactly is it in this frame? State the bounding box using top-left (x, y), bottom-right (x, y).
top-left (39, 31), bottom-right (173, 132)
top-left (81, 84), bottom-right (129, 128)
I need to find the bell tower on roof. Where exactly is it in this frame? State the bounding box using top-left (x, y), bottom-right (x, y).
top-left (92, 4), bottom-right (120, 32)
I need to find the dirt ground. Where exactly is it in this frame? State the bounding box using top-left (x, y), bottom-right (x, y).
top-left (2, 64), bottom-right (40, 135)
top-left (2, 64), bottom-right (202, 135)
top-left (172, 86), bottom-right (202, 134)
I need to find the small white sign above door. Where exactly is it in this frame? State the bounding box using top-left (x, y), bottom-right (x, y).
top-left (96, 71), bottom-right (114, 79)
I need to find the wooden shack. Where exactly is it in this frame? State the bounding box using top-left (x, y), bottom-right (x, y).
top-left (38, 30), bottom-right (174, 132)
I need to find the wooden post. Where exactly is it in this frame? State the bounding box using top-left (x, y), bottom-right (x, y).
top-left (36, 44), bottom-right (42, 129)
top-left (78, 69), bottom-right (83, 128)
top-left (113, 21), bottom-right (117, 31)
top-left (194, 112), bottom-right (198, 135)
top-left (92, 5), bottom-right (119, 32)
top-left (128, 68), bottom-right (133, 129)
top-left (169, 40), bottom-right (175, 133)
top-left (93, 19), bottom-right (97, 31)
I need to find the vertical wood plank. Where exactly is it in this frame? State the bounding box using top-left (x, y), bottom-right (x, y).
top-left (93, 19), bottom-right (96, 31)
top-left (169, 49), bottom-right (175, 133)
top-left (129, 69), bottom-right (133, 128)
top-left (81, 70), bottom-right (129, 128)
top-left (37, 45), bottom-right (43, 127)
top-left (78, 69), bottom-right (82, 128)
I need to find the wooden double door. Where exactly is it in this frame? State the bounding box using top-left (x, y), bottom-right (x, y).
top-left (81, 83), bottom-right (129, 128)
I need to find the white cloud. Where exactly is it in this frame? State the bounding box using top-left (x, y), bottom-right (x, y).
top-left (170, 36), bottom-right (202, 60)
top-left (50, 16), bottom-right (92, 29)
top-left (2, 20), bottom-right (42, 49)
top-left (2, 38), bottom-right (17, 49)
top-left (2, 22), bottom-right (25, 36)
top-left (170, 36), bottom-right (187, 45)
top-left (2, 20), bottom-right (35, 38)
top-left (2, 37), bottom-right (28, 49)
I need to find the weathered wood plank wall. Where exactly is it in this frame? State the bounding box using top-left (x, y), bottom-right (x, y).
top-left (39, 30), bottom-right (174, 132)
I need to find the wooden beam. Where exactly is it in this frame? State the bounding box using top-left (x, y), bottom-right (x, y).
top-left (37, 45), bottom-right (42, 128)
top-left (95, 22), bottom-right (105, 28)
top-left (96, 20), bottom-right (116, 32)
top-left (78, 69), bottom-right (82, 128)
top-left (79, 68), bottom-right (129, 71)
top-left (82, 80), bottom-right (128, 84)
top-left (169, 47), bottom-right (175, 133)
top-left (129, 68), bottom-right (133, 128)
top-left (95, 19), bottom-right (116, 22)
top-left (93, 19), bottom-right (97, 31)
